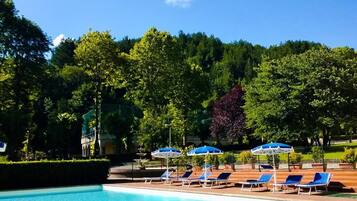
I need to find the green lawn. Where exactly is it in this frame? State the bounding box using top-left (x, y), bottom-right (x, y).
top-left (326, 192), bottom-right (357, 199)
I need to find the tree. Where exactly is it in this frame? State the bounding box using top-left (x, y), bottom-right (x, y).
top-left (210, 85), bottom-right (246, 144)
top-left (244, 47), bottom-right (357, 146)
top-left (264, 40), bottom-right (323, 60)
top-left (50, 38), bottom-right (77, 68)
top-left (75, 31), bottom-right (121, 155)
top-left (177, 31), bottom-right (223, 72)
top-left (125, 28), bottom-right (184, 112)
top-left (210, 41), bottom-right (265, 96)
top-left (0, 0), bottom-right (50, 160)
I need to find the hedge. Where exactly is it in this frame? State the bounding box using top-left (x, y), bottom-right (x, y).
top-left (0, 159), bottom-right (110, 189)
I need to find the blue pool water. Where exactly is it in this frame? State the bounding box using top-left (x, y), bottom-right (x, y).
top-left (0, 186), bottom-right (269, 201)
top-left (0, 189), bottom-right (198, 201)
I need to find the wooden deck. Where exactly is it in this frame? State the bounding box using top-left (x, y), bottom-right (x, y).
top-left (110, 168), bottom-right (357, 192)
top-left (107, 168), bottom-right (357, 200)
top-left (185, 169), bottom-right (357, 192)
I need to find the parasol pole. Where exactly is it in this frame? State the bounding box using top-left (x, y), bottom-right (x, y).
top-left (272, 153), bottom-right (277, 192)
top-left (166, 155), bottom-right (169, 182)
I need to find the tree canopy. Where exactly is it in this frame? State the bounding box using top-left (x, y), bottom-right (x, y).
top-left (244, 47), bottom-right (357, 146)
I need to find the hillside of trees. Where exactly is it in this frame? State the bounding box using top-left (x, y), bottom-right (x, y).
top-left (1, 0), bottom-right (356, 160)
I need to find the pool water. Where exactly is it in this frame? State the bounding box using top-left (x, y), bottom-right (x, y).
top-left (0, 189), bottom-right (201, 201)
top-left (0, 186), bottom-right (272, 201)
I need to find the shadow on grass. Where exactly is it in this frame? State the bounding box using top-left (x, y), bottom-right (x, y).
top-left (325, 192), bottom-right (357, 199)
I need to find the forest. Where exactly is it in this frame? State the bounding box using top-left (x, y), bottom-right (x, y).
top-left (1, 0), bottom-right (356, 161)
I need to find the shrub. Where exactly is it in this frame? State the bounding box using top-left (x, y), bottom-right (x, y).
top-left (171, 146), bottom-right (192, 168)
top-left (311, 146), bottom-right (324, 163)
top-left (289, 151), bottom-right (303, 164)
top-left (239, 151), bottom-right (256, 164)
top-left (219, 152), bottom-right (237, 164)
top-left (267, 155), bottom-right (280, 167)
top-left (192, 156), bottom-right (205, 167)
top-left (0, 159), bottom-right (110, 189)
top-left (340, 147), bottom-right (357, 163)
top-left (0, 156), bottom-right (8, 162)
top-left (207, 155), bottom-right (220, 168)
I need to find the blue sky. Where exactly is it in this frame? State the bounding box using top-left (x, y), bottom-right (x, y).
top-left (13, 0), bottom-right (357, 48)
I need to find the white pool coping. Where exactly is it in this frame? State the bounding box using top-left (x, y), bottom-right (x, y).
top-left (0, 185), bottom-right (102, 199)
top-left (103, 185), bottom-right (276, 201)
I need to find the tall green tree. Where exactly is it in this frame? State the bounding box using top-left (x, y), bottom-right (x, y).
top-left (50, 38), bottom-right (77, 68)
top-left (210, 41), bottom-right (264, 96)
top-left (125, 28), bottom-right (184, 112)
top-left (244, 47), bottom-right (357, 146)
top-left (0, 0), bottom-right (50, 160)
top-left (75, 31), bottom-right (121, 155)
top-left (177, 31), bottom-right (223, 72)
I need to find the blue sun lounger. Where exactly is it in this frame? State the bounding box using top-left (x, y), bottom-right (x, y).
top-left (181, 171), bottom-right (212, 187)
top-left (168, 171), bottom-right (192, 183)
top-left (238, 173), bottom-right (273, 191)
top-left (144, 170), bottom-right (173, 184)
top-left (296, 172), bottom-right (332, 195)
top-left (273, 175), bottom-right (303, 192)
top-left (200, 172), bottom-right (232, 188)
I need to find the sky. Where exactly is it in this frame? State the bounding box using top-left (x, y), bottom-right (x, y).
top-left (12, 0), bottom-right (357, 48)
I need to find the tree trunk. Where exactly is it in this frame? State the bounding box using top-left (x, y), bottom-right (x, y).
top-left (323, 129), bottom-right (329, 148)
top-left (93, 79), bottom-right (102, 156)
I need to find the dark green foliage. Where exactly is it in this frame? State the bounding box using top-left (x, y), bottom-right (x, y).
top-left (244, 48), bottom-right (357, 145)
top-left (264, 40), bottom-right (323, 60)
top-left (177, 31), bottom-right (223, 71)
top-left (0, 0), bottom-right (50, 160)
top-left (117, 36), bottom-right (139, 53)
top-left (0, 159), bottom-right (110, 189)
top-left (50, 38), bottom-right (77, 68)
top-left (211, 41), bottom-right (264, 95)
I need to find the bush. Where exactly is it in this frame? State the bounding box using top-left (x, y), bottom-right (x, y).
top-left (311, 146), bottom-right (324, 163)
top-left (267, 155), bottom-right (280, 167)
top-left (207, 155), bottom-right (220, 168)
top-left (219, 152), bottom-right (236, 164)
top-left (340, 147), bottom-right (357, 163)
top-left (192, 156), bottom-right (205, 167)
top-left (289, 151), bottom-right (303, 164)
top-left (0, 156), bottom-right (8, 162)
top-left (0, 159), bottom-right (110, 189)
top-left (171, 146), bottom-right (191, 168)
top-left (239, 151), bottom-right (256, 164)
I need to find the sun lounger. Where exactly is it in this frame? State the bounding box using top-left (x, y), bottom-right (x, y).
top-left (238, 173), bottom-right (273, 191)
top-left (296, 172), bottom-right (332, 195)
top-left (144, 170), bottom-right (172, 184)
top-left (168, 171), bottom-right (192, 183)
top-left (260, 164), bottom-right (274, 170)
top-left (200, 172), bottom-right (232, 188)
top-left (273, 175), bottom-right (303, 192)
top-left (181, 171), bottom-right (212, 187)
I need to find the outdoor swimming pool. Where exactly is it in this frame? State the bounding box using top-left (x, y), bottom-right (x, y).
top-left (0, 185), bottom-right (274, 201)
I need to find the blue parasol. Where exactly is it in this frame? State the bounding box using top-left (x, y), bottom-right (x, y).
top-left (152, 147), bottom-right (181, 181)
top-left (251, 142), bottom-right (294, 191)
top-left (188, 146), bottom-right (223, 182)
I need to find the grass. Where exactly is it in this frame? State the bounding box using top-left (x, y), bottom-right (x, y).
top-left (326, 192), bottom-right (357, 199)
top-left (239, 141), bottom-right (357, 162)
